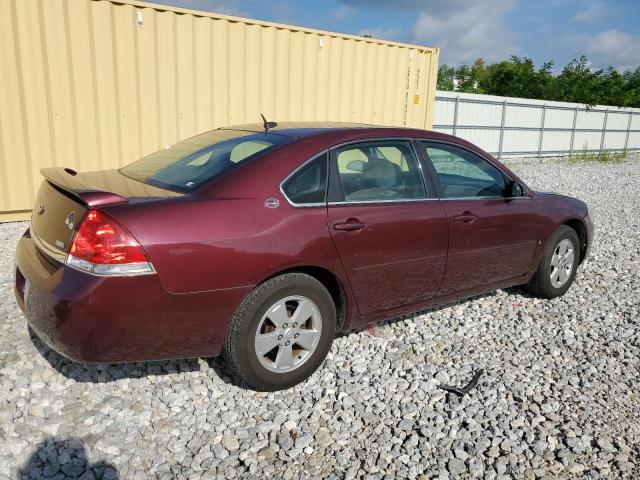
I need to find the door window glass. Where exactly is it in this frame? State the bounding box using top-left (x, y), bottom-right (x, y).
top-left (281, 153), bottom-right (327, 205)
top-left (334, 141), bottom-right (426, 202)
top-left (421, 142), bottom-right (507, 198)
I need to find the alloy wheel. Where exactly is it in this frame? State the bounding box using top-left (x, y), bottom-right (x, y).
top-left (550, 238), bottom-right (575, 288)
top-left (254, 296), bottom-right (322, 373)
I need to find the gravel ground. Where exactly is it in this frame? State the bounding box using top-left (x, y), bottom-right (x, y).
top-left (1, 156), bottom-right (639, 479)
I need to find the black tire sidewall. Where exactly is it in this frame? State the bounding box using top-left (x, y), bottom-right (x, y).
top-left (229, 274), bottom-right (336, 390)
top-left (538, 227), bottom-right (580, 298)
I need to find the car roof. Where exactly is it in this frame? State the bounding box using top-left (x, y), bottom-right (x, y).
top-left (221, 121), bottom-right (393, 138)
top-left (218, 121), bottom-right (482, 158)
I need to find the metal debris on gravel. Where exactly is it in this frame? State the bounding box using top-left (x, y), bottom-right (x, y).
top-left (1, 156), bottom-right (639, 479)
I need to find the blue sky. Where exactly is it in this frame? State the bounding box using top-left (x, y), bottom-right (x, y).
top-left (154, 0), bottom-right (640, 71)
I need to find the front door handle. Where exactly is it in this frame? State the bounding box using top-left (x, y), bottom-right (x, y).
top-left (453, 212), bottom-right (477, 223)
top-left (333, 218), bottom-right (366, 231)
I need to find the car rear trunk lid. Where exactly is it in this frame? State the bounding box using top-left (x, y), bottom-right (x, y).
top-left (31, 167), bottom-right (181, 254)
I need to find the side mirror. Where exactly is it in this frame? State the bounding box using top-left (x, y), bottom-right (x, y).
top-left (506, 181), bottom-right (524, 197)
top-left (346, 160), bottom-right (365, 173)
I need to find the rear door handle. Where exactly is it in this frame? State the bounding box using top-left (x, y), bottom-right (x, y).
top-left (453, 212), bottom-right (477, 223)
top-left (333, 218), bottom-right (366, 231)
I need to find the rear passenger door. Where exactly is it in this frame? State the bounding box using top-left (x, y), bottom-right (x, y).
top-left (326, 140), bottom-right (448, 317)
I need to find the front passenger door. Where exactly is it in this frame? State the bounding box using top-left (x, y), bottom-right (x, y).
top-left (419, 141), bottom-right (542, 296)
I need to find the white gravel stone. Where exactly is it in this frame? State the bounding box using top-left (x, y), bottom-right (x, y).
top-left (1, 156), bottom-right (639, 478)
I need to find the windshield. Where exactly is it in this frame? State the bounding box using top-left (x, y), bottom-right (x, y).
top-left (120, 129), bottom-right (293, 192)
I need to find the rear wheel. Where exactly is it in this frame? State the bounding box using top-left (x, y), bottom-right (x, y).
top-left (526, 225), bottom-right (580, 298)
top-left (223, 273), bottom-right (336, 391)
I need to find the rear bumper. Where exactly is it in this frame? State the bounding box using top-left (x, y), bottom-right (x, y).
top-left (15, 230), bottom-right (250, 363)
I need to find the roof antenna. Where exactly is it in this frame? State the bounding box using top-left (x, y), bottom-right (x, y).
top-left (261, 113), bottom-right (277, 133)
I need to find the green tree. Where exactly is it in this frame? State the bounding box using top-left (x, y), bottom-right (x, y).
top-left (437, 64), bottom-right (455, 91)
top-left (599, 68), bottom-right (630, 107)
top-left (454, 58), bottom-right (487, 93)
top-left (478, 56), bottom-right (554, 100)
top-left (436, 55), bottom-right (640, 108)
top-left (553, 56), bottom-right (604, 106)
top-left (622, 67), bottom-right (640, 108)
top-left (436, 58), bottom-right (487, 93)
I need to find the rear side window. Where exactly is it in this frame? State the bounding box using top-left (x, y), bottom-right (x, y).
top-left (333, 141), bottom-right (426, 202)
top-left (121, 130), bottom-right (293, 192)
top-left (281, 153), bottom-right (328, 205)
top-left (421, 142), bottom-right (507, 198)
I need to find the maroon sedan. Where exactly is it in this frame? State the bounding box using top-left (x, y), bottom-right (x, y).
top-left (15, 122), bottom-right (592, 390)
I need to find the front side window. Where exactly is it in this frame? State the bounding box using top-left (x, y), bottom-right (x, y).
top-left (333, 141), bottom-right (426, 202)
top-left (421, 142), bottom-right (507, 198)
top-left (121, 130), bottom-right (293, 192)
top-left (281, 153), bottom-right (328, 205)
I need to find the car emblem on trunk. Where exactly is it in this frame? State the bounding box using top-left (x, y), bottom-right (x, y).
top-left (65, 211), bottom-right (76, 230)
top-left (37, 205), bottom-right (45, 216)
top-left (264, 198), bottom-right (279, 209)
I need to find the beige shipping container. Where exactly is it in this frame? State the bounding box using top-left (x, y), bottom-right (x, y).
top-left (0, 0), bottom-right (439, 221)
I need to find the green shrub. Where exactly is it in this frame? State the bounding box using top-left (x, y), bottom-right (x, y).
top-left (569, 144), bottom-right (628, 163)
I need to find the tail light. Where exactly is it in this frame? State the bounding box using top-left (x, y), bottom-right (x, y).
top-left (67, 209), bottom-right (155, 275)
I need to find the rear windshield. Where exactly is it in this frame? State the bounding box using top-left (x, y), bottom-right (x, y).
top-left (120, 129), bottom-right (293, 192)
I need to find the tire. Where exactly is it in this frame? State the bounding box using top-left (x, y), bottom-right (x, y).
top-left (526, 225), bottom-right (580, 299)
top-left (223, 272), bottom-right (336, 391)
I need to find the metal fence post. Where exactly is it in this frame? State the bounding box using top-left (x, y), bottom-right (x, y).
top-left (624, 112), bottom-right (633, 152)
top-left (599, 110), bottom-right (609, 153)
top-left (537, 105), bottom-right (546, 158)
top-left (497, 100), bottom-right (507, 159)
top-left (452, 96), bottom-right (459, 137)
top-left (569, 106), bottom-right (578, 156)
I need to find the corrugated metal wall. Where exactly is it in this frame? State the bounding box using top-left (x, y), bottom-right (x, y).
top-left (0, 0), bottom-right (439, 221)
top-left (434, 90), bottom-right (640, 158)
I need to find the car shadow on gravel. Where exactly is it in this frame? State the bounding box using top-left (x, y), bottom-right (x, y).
top-left (29, 328), bottom-right (201, 384)
top-left (28, 289), bottom-right (525, 387)
top-left (28, 327), bottom-right (249, 388)
top-left (18, 437), bottom-right (118, 479)
top-left (503, 285), bottom-right (539, 298)
top-left (337, 290), bottom-right (506, 340)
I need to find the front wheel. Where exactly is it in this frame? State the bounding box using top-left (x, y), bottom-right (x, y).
top-left (223, 273), bottom-right (336, 391)
top-left (526, 225), bottom-right (580, 298)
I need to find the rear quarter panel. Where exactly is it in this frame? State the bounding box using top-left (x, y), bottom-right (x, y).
top-left (106, 199), bottom-right (344, 295)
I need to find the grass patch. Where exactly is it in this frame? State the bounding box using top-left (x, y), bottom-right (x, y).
top-left (569, 144), bottom-right (628, 164)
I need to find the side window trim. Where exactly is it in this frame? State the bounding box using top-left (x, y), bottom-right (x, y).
top-left (279, 150), bottom-right (329, 207)
top-left (410, 137), bottom-right (438, 200)
top-left (327, 138), bottom-right (436, 205)
top-left (419, 139), bottom-right (521, 200)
